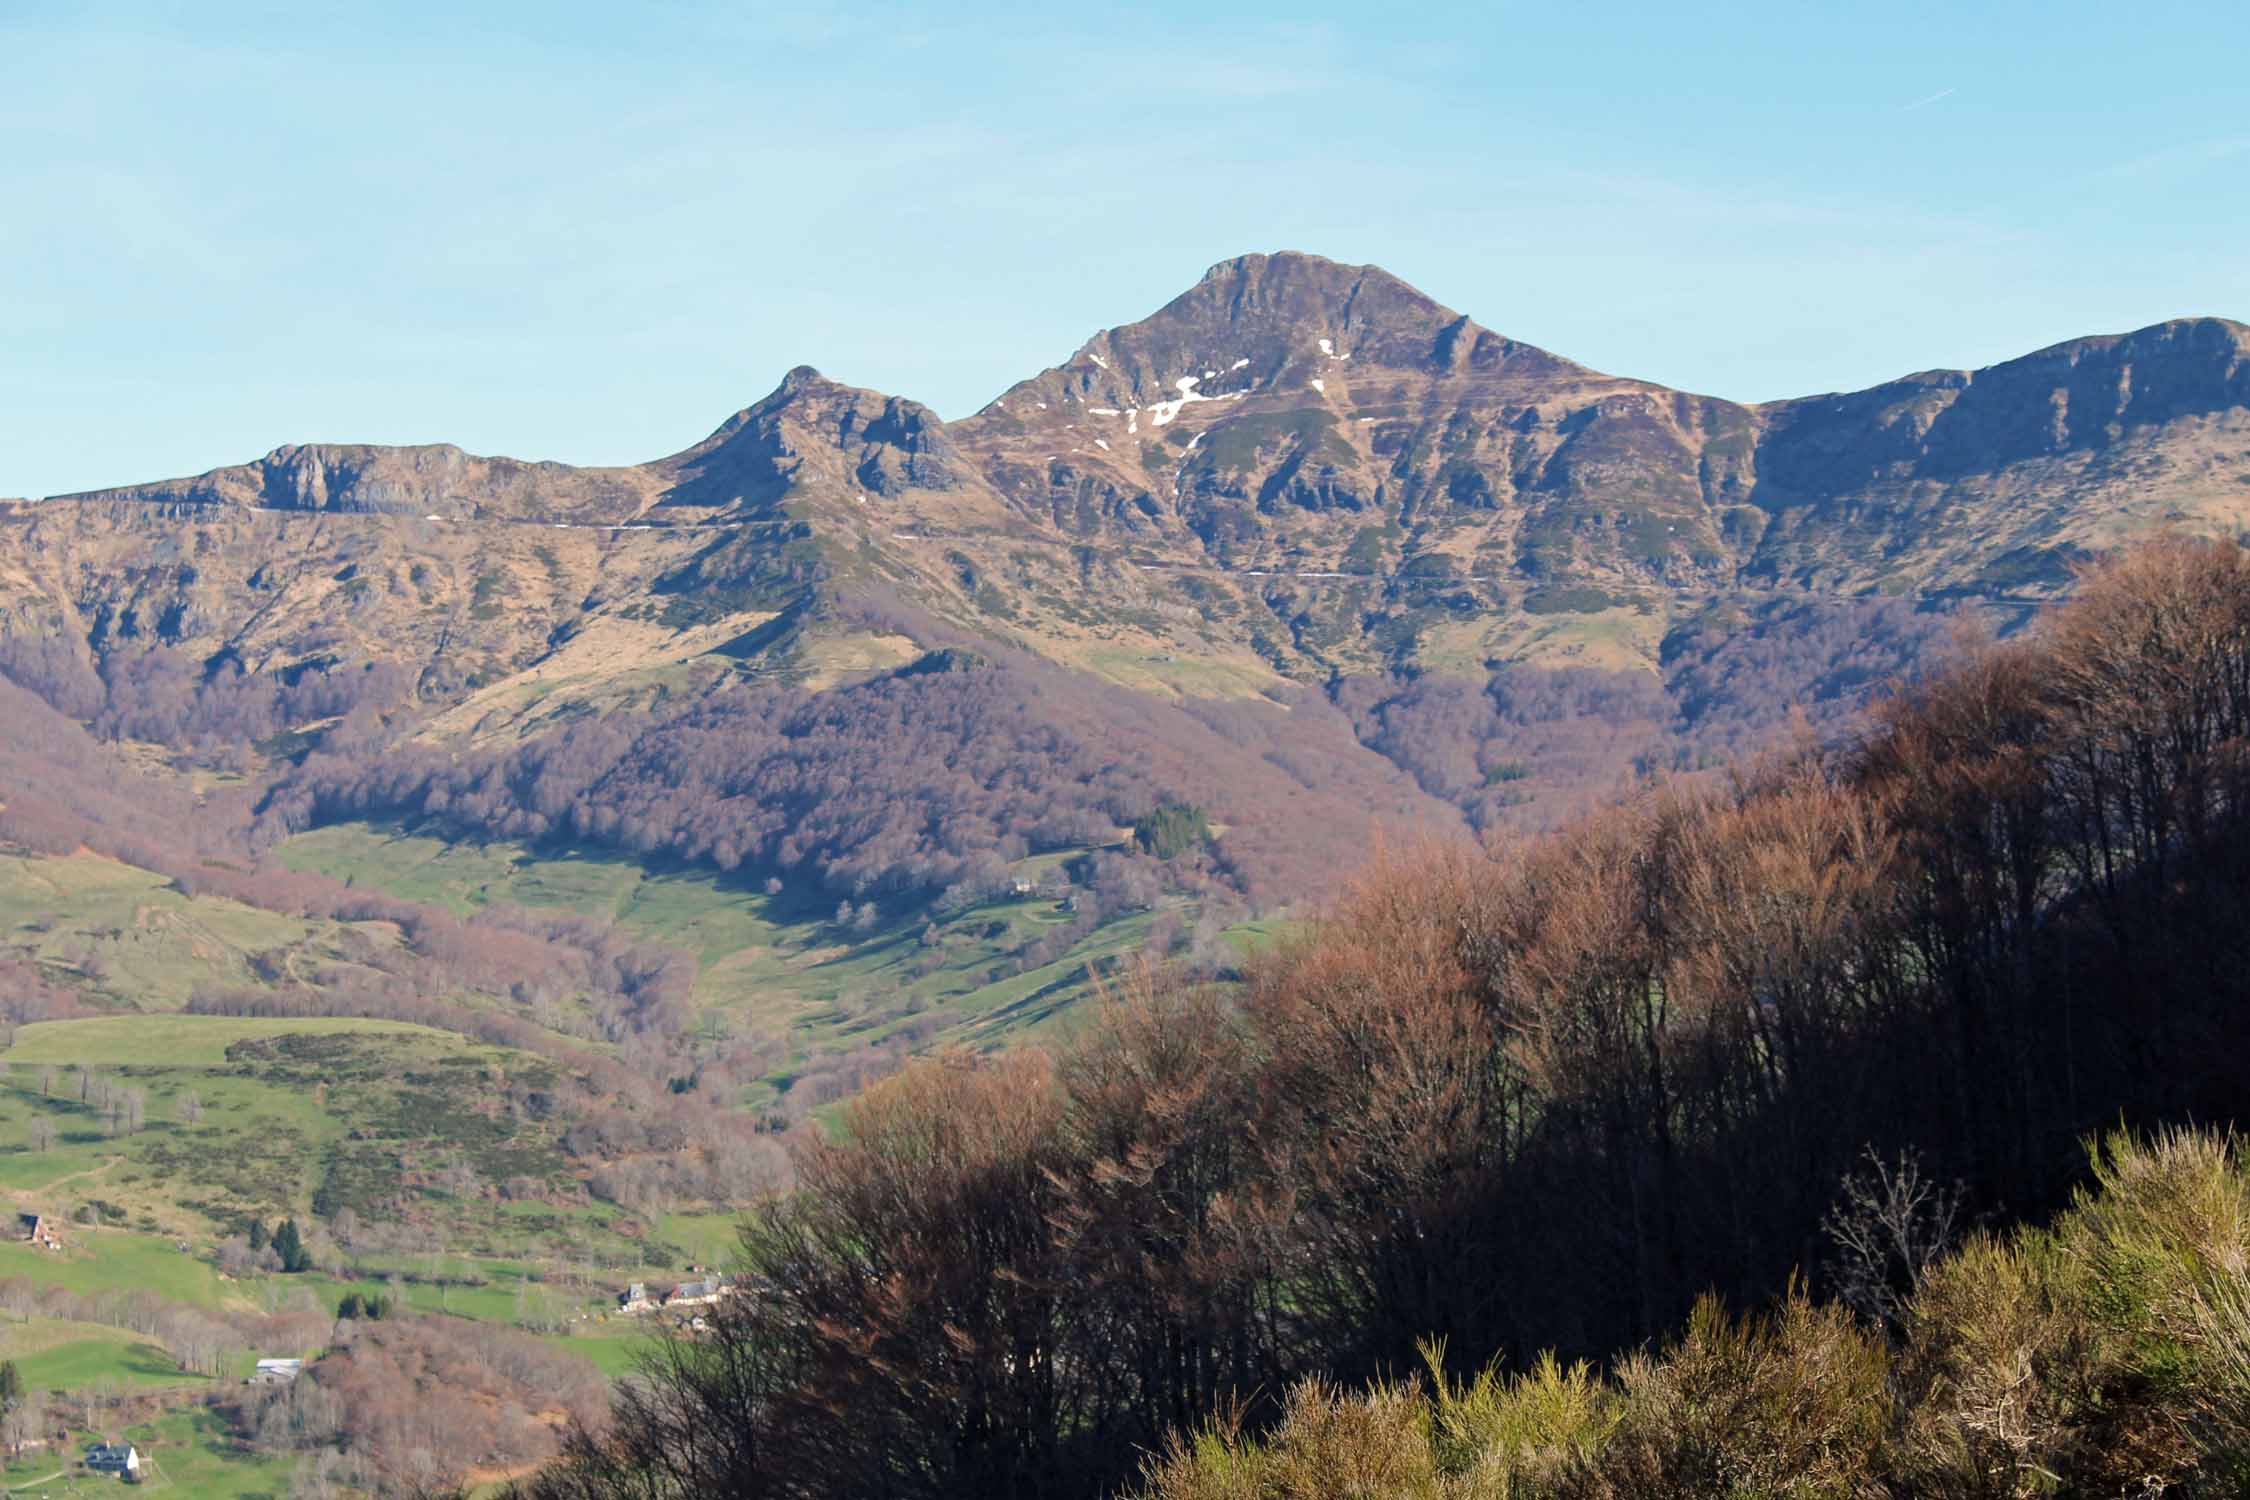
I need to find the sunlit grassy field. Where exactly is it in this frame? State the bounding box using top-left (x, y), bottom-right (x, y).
top-left (2, 1314), bottom-right (209, 1393)
top-left (0, 849), bottom-right (398, 1009)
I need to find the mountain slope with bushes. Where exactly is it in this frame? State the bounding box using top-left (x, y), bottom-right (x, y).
top-left (515, 537), bottom-right (2250, 1499)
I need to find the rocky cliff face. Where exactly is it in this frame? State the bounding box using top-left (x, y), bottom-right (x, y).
top-left (10, 254), bottom-right (2247, 722)
top-left (651, 366), bottom-right (993, 519)
top-left (1746, 317), bottom-right (2250, 591)
top-left (51, 441), bottom-right (662, 522)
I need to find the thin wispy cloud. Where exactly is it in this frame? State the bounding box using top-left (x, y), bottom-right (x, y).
top-left (2089, 136), bottom-right (2250, 182)
top-left (1901, 87), bottom-right (1956, 111)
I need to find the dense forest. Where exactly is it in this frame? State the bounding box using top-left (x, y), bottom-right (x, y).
top-left (263, 658), bottom-right (1176, 905)
top-left (514, 538), bottom-right (2250, 1498)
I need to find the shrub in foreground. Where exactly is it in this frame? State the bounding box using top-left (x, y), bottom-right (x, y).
top-left (1138, 1128), bottom-right (2250, 1500)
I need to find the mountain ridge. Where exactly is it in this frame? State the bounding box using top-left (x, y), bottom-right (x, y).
top-left (7, 251), bottom-right (2249, 724)
top-left (37, 252), bottom-right (2244, 515)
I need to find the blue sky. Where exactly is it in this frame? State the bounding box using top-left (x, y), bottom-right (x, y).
top-left (4, 1), bottom-right (2245, 497)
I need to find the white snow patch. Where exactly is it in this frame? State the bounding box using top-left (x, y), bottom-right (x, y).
top-left (1089, 352), bottom-right (1109, 370)
top-left (1184, 432), bottom-right (1205, 451)
top-left (1310, 378), bottom-right (1326, 394)
top-left (1088, 407), bottom-right (1122, 415)
top-left (1145, 373), bottom-right (1249, 427)
top-left (1230, 358), bottom-right (1250, 370)
top-left (1317, 339), bottom-right (1350, 360)
top-left (1094, 438), bottom-right (1111, 451)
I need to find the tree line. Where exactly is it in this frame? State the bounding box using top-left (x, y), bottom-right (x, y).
top-left (1327, 592), bottom-right (1953, 833)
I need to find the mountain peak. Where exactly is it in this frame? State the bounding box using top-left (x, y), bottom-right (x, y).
top-left (1196, 249), bottom-right (1440, 303)
top-left (681, 364), bottom-right (944, 453)
top-left (778, 362), bottom-right (833, 391)
top-left (1135, 250), bottom-right (1458, 369)
top-left (656, 365), bottom-right (974, 517)
top-left (961, 252), bottom-right (1604, 442)
top-left (747, 363), bottom-right (899, 416)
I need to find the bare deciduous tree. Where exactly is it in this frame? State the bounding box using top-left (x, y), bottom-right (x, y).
top-left (1822, 1147), bottom-right (1967, 1332)
top-left (0, 1390), bottom-right (46, 1458)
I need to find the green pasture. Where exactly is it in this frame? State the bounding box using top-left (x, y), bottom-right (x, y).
top-left (120, 1406), bottom-right (296, 1498)
top-left (0, 1232), bottom-right (236, 1310)
top-left (0, 849), bottom-right (396, 1010)
top-left (0, 1018), bottom-right (585, 1256)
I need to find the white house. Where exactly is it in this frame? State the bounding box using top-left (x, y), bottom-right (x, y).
top-left (85, 1442), bottom-right (141, 1477)
top-left (249, 1357), bottom-right (304, 1386)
